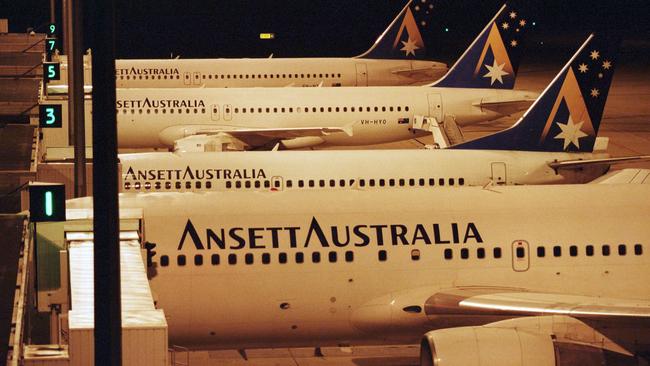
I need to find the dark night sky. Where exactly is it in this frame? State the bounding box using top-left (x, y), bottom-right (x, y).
top-left (2, 0), bottom-right (649, 64)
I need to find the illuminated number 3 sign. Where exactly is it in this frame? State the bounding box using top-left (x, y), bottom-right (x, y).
top-left (39, 104), bottom-right (63, 128)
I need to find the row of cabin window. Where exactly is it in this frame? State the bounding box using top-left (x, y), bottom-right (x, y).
top-left (226, 177), bottom-right (466, 189)
top-left (225, 105), bottom-right (410, 114)
top-left (124, 180), bottom-right (218, 190)
top-left (529, 243), bottom-right (643, 258)
top-left (200, 73), bottom-right (343, 80)
top-left (117, 108), bottom-right (206, 115)
top-left (160, 250), bottom-right (368, 267)
top-left (118, 75), bottom-right (181, 80)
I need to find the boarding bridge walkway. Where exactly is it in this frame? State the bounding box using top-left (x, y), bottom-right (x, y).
top-left (22, 213), bottom-right (168, 365)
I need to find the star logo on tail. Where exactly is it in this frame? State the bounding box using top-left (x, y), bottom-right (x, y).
top-left (483, 60), bottom-right (509, 85)
top-left (401, 37), bottom-right (420, 56)
top-left (554, 116), bottom-right (588, 150)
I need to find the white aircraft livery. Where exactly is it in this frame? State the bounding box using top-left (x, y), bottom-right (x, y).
top-left (118, 35), bottom-right (634, 193)
top-left (67, 182), bottom-right (650, 364)
top-left (116, 4), bottom-right (537, 150)
top-left (112, 0), bottom-right (448, 88)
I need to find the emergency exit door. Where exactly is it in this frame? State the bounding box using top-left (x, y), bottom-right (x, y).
top-left (491, 162), bottom-right (507, 185)
top-left (512, 240), bottom-right (530, 272)
top-left (427, 94), bottom-right (443, 122)
top-left (355, 64), bottom-right (368, 86)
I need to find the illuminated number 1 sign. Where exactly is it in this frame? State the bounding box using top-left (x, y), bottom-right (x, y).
top-left (29, 184), bottom-right (66, 222)
top-left (39, 104), bottom-right (63, 128)
top-left (43, 62), bottom-right (60, 81)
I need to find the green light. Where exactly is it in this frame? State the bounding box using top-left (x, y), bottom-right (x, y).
top-left (444, 27), bottom-right (449, 32)
top-left (45, 191), bottom-right (53, 216)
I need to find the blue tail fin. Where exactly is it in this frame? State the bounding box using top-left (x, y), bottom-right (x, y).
top-left (431, 4), bottom-right (528, 89)
top-left (356, 0), bottom-right (431, 60)
top-left (451, 34), bottom-right (619, 153)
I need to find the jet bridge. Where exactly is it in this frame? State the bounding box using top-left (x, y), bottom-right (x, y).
top-left (412, 115), bottom-right (465, 148)
top-left (22, 208), bottom-right (168, 365)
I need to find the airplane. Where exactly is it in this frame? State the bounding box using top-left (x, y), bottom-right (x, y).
top-left (115, 4), bottom-right (537, 150)
top-left (66, 179), bottom-right (650, 362)
top-left (54, 0), bottom-right (449, 88)
top-left (118, 34), bottom-right (647, 192)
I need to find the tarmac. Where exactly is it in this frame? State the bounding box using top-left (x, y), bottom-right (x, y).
top-left (183, 63), bottom-right (650, 365)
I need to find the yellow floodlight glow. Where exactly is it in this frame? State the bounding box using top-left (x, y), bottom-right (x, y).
top-left (260, 33), bottom-right (275, 40)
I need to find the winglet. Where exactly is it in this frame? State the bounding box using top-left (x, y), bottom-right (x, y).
top-left (356, 0), bottom-right (430, 60)
top-left (431, 4), bottom-right (528, 89)
top-left (452, 34), bottom-right (619, 152)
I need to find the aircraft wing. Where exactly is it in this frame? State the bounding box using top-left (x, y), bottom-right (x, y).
top-left (425, 287), bottom-right (650, 319)
top-left (170, 125), bottom-right (354, 151)
top-left (590, 169), bottom-right (650, 184)
top-left (548, 155), bottom-right (650, 170)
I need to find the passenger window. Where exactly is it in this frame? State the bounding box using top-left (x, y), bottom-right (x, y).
top-left (378, 250), bottom-right (387, 261)
top-left (155, 182), bottom-right (161, 190)
top-left (449, 178), bottom-right (455, 186)
top-left (439, 178), bottom-right (445, 186)
top-left (195, 181), bottom-right (201, 189)
top-left (211, 254), bottom-right (220, 265)
top-left (493, 247), bottom-right (502, 258)
top-left (408, 178), bottom-right (415, 186)
top-left (379, 179), bottom-right (385, 187)
top-left (329, 251), bottom-right (337, 262)
top-left (602, 245), bottom-right (610, 256)
top-left (295, 252), bottom-right (304, 263)
top-left (568, 245), bottom-right (577, 256)
top-left (418, 178), bottom-right (425, 186)
top-left (329, 179), bottom-right (335, 187)
top-left (177, 255), bottom-right (186, 266)
top-left (345, 251), bottom-right (354, 262)
top-left (264, 181), bottom-right (270, 188)
top-left (369, 179), bottom-right (375, 187)
top-left (262, 253), bottom-right (271, 264)
top-left (618, 244), bottom-right (626, 256)
top-left (461, 248), bottom-right (469, 259)
top-left (245, 181), bottom-right (251, 189)
top-left (444, 248), bottom-right (452, 260)
top-left (586, 245), bottom-right (594, 256)
top-left (411, 249), bottom-right (420, 261)
top-left (319, 180), bottom-right (325, 187)
top-left (226, 181), bottom-right (232, 189)
top-left (339, 179), bottom-right (346, 187)
top-left (279, 252), bottom-right (288, 264)
top-left (175, 182), bottom-right (181, 189)
top-left (459, 178), bottom-right (465, 186)
top-left (429, 178), bottom-right (435, 186)
top-left (309, 180), bottom-right (315, 188)
top-left (185, 182), bottom-right (191, 189)
top-left (245, 253), bottom-right (254, 264)
top-left (389, 179), bottom-right (395, 186)
top-left (160, 255), bottom-right (169, 267)
top-left (286, 180), bottom-right (293, 188)
top-left (254, 181), bottom-right (261, 188)
top-left (477, 248), bottom-right (485, 259)
top-left (516, 247), bottom-right (525, 258)
top-left (194, 254), bottom-right (203, 266)
top-left (298, 180), bottom-right (304, 188)
top-left (228, 254), bottom-right (237, 265)
top-left (165, 182), bottom-right (172, 189)
top-left (399, 179), bottom-right (405, 186)
top-left (553, 246), bottom-right (562, 257)
top-left (359, 179), bottom-right (365, 187)
top-left (312, 252), bottom-right (321, 263)
top-left (635, 244), bottom-right (643, 255)
top-left (235, 181), bottom-right (241, 189)
top-left (537, 246), bottom-right (545, 257)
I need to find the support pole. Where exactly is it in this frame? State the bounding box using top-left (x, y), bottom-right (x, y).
top-left (50, 0), bottom-right (55, 24)
top-left (67, 0), bottom-right (86, 198)
top-left (90, 0), bottom-right (121, 363)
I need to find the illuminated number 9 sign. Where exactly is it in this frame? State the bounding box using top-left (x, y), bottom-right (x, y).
top-left (39, 104), bottom-right (63, 128)
top-left (48, 23), bottom-right (57, 35)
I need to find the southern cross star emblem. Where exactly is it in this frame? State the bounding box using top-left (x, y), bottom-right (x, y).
top-left (554, 116), bottom-right (588, 150)
top-left (578, 63), bottom-right (588, 73)
top-left (400, 37), bottom-right (420, 56)
top-left (483, 60), bottom-right (509, 85)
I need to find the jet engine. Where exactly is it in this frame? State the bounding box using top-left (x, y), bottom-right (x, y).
top-left (420, 326), bottom-right (555, 366)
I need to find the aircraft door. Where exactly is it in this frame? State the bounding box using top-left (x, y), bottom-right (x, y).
top-left (491, 162), bottom-right (507, 185)
top-left (511, 240), bottom-right (530, 272)
top-left (355, 64), bottom-right (368, 86)
top-left (193, 72), bottom-right (201, 85)
top-left (427, 94), bottom-right (443, 121)
top-left (271, 176), bottom-right (283, 191)
top-left (183, 72), bottom-right (191, 85)
top-left (224, 104), bottom-right (232, 121)
top-left (210, 105), bottom-right (220, 121)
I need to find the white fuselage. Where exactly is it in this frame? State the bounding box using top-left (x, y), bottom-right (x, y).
top-left (113, 58), bottom-right (449, 88)
top-left (68, 185), bottom-right (650, 351)
top-left (116, 86), bottom-right (537, 148)
top-left (118, 150), bottom-right (610, 193)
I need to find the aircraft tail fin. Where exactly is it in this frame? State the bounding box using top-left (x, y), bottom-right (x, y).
top-left (431, 4), bottom-right (528, 89)
top-left (356, 0), bottom-right (431, 60)
top-left (452, 34), bottom-right (619, 152)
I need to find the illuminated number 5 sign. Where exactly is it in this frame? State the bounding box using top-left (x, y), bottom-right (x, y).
top-left (43, 62), bottom-right (60, 81)
top-left (39, 104), bottom-right (63, 128)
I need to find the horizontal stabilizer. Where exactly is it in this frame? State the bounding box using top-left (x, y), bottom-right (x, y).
top-left (590, 168), bottom-right (650, 184)
top-left (549, 155), bottom-right (650, 170)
